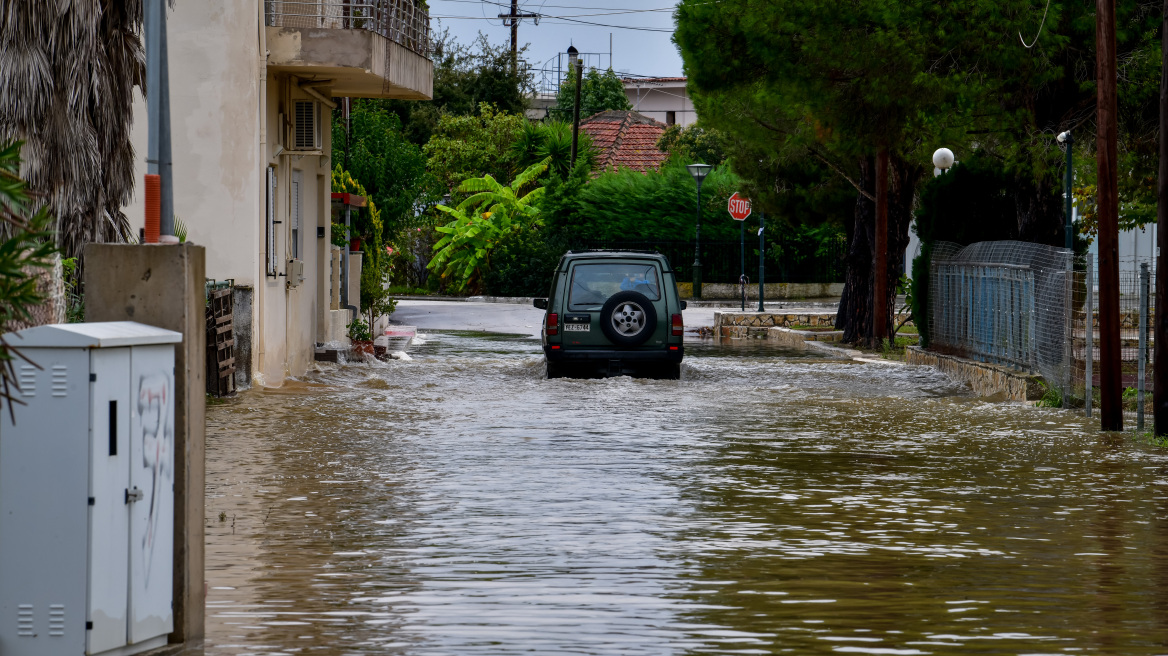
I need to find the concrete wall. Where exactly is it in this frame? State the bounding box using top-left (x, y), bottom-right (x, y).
top-left (121, 1), bottom-right (335, 387)
top-left (122, 0), bottom-right (429, 387)
top-left (124, 0), bottom-right (261, 287)
top-left (624, 81), bottom-right (695, 127)
top-left (84, 244), bottom-right (207, 645)
top-left (677, 282), bottom-right (844, 300)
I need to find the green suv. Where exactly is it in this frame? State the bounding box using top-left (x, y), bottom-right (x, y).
top-left (533, 251), bottom-right (686, 379)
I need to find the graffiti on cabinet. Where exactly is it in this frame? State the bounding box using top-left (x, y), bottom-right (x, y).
top-left (137, 372), bottom-right (172, 585)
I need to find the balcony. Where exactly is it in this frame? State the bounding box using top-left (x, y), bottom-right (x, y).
top-left (265, 0), bottom-right (433, 100)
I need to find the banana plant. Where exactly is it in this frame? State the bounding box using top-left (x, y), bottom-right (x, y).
top-left (429, 158), bottom-right (550, 292)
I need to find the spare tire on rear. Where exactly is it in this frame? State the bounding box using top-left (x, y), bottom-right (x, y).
top-left (600, 291), bottom-right (657, 346)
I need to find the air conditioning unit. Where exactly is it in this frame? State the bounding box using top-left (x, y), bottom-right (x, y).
top-left (287, 258), bottom-right (305, 288)
top-left (289, 100), bottom-right (320, 151)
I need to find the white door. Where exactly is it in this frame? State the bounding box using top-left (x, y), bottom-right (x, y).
top-left (127, 345), bottom-right (174, 643)
top-left (87, 348), bottom-right (131, 654)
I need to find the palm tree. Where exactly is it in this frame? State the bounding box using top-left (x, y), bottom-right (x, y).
top-left (0, 1), bottom-right (145, 259)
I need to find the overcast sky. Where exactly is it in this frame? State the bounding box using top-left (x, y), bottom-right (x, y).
top-left (427, 0), bottom-right (685, 82)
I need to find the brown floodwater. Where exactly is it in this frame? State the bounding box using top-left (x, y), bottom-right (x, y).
top-left (204, 332), bottom-right (1168, 655)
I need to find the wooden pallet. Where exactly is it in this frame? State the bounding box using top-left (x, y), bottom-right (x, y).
top-left (206, 287), bottom-right (236, 397)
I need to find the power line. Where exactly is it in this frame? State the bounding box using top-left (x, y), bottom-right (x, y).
top-left (433, 0), bottom-right (676, 11)
top-left (433, 13), bottom-right (674, 32)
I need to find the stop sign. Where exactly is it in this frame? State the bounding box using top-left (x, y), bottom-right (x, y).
top-left (728, 192), bottom-right (752, 221)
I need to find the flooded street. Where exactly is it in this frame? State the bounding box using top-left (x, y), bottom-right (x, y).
top-left (205, 332), bottom-right (1168, 655)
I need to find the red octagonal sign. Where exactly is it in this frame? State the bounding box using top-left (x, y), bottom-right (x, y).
top-left (728, 192), bottom-right (752, 221)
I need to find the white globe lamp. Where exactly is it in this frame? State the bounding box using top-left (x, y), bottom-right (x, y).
top-left (932, 147), bottom-right (955, 172)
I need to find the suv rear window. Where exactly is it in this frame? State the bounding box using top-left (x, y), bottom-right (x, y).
top-left (569, 262), bottom-right (661, 309)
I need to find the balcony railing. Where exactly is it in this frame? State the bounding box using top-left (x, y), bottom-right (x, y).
top-left (265, 0), bottom-right (431, 58)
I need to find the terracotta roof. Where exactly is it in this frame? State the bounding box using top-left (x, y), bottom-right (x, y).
top-left (579, 110), bottom-right (670, 174)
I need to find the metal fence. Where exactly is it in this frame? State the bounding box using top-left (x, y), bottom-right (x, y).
top-left (1072, 255), bottom-right (1156, 424)
top-left (928, 239), bottom-right (1160, 426)
top-left (570, 236), bottom-right (847, 284)
top-left (929, 241), bottom-right (1074, 386)
top-left (264, 0), bottom-right (431, 57)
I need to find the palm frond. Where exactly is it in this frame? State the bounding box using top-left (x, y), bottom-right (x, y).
top-left (0, 0), bottom-right (144, 262)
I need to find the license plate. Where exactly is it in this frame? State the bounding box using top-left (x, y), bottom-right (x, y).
top-left (563, 323), bottom-right (589, 332)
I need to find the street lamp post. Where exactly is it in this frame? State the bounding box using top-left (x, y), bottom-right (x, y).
top-left (568, 45), bottom-right (583, 169)
top-left (687, 163), bottom-right (712, 300)
top-left (1057, 131), bottom-right (1074, 250)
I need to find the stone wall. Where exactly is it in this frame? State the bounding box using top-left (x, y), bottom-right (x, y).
top-left (766, 326), bottom-right (846, 349)
top-left (677, 282), bottom-right (844, 300)
top-left (905, 346), bottom-right (1044, 401)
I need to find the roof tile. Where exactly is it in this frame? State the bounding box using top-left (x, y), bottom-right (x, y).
top-left (579, 111), bottom-right (670, 174)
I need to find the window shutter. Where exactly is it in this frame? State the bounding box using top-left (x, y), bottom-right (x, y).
top-left (293, 101), bottom-right (317, 150)
top-left (266, 167), bottom-right (277, 276)
top-left (291, 170), bottom-right (302, 259)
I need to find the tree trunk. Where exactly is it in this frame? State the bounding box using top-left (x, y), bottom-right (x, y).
top-left (836, 154), bottom-right (923, 344)
top-left (837, 156), bottom-right (876, 342)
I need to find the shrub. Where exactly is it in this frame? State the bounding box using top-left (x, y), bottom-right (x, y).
top-left (483, 227), bottom-right (566, 297)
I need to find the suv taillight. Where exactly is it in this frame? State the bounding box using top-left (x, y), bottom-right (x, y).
top-left (671, 313), bottom-right (683, 336)
top-left (547, 312), bottom-right (559, 336)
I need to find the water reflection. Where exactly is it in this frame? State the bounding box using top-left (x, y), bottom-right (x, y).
top-left (204, 332), bottom-right (1168, 655)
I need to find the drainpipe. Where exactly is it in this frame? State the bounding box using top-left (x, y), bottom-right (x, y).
top-left (256, 0), bottom-right (269, 370)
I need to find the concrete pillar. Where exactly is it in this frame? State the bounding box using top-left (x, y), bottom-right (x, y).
top-left (348, 251), bottom-right (363, 315)
top-left (331, 246), bottom-right (341, 311)
top-left (83, 243), bottom-right (206, 646)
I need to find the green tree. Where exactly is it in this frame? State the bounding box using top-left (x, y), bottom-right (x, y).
top-left (510, 120), bottom-right (596, 179)
top-left (380, 31), bottom-right (533, 145)
top-left (331, 100), bottom-right (439, 239)
top-left (553, 66), bottom-right (632, 120)
top-left (656, 124), bottom-right (728, 167)
top-left (428, 159), bottom-right (549, 292)
top-left (423, 103), bottom-right (526, 196)
top-left (673, 0), bottom-right (1166, 345)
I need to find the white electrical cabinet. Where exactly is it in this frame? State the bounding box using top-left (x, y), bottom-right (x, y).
top-left (0, 322), bottom-right (182, 656)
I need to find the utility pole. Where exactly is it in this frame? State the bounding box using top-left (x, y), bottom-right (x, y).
top-left (1097, 0), bottom-right (1123, 430)
top-left (499, 1), bottom-right (539, 73)
top-left (873, 149), bottom-right (890, 348)
top-left (758, 210), bottom-right (765, 312)
top-left (1154, 0), bottom-right (1168, 435)
top-left (144, 0), bottom-right (174, 242)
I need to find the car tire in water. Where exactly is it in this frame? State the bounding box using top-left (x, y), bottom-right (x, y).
top-left (599, 291), bottom-right (658, 347)
top-left (655, 363), bottom-right (681, 380)
top-left (546, 361), bottom-right (567, 379)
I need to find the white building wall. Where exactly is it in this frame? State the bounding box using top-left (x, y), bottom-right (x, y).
top-left (123, 0), bottom-right (334, 387)
top-left (624, 82), bottom-right (696, 127)
top-left (124, 0), bottom-right (261, 286)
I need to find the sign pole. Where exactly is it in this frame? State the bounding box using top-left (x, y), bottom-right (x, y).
top-left (727, 191), bottom-right (753, 311)
top-left (758, 211), bottom-right (765, 312)
top-left (740, 221), bottom-right (746, 311)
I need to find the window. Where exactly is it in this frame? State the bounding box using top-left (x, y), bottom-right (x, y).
top-left (292, 100), bottom-right (320, 150)
top-left (265, 166), bottom-right (277, 276)
top-left (290, 170), bottom-right (302, 259)
top-left (666, 110), bottom-right (676, 126)
top-left (569, 262), bottom-right (661, 310)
